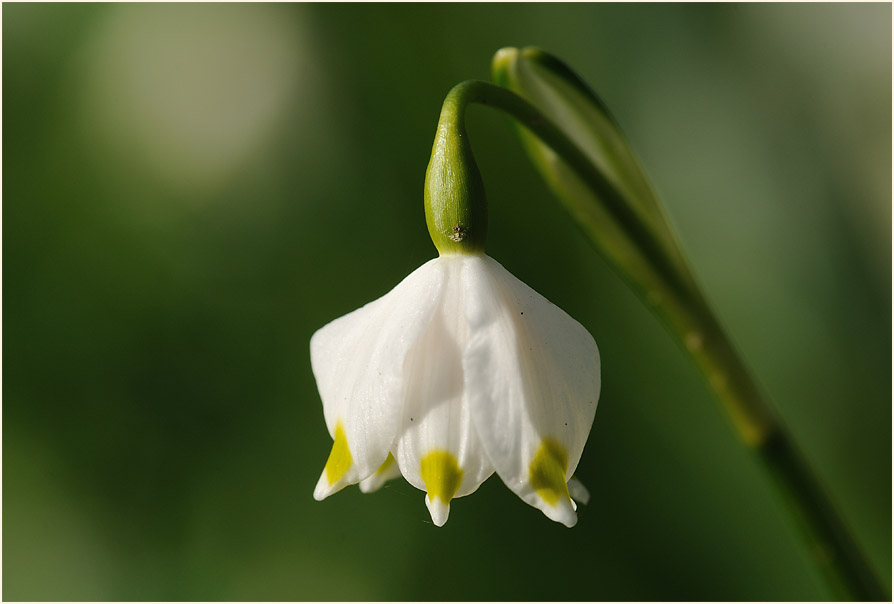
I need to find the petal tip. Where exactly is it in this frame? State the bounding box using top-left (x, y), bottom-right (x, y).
top-left (359, 453), bottom-right (401, 494)
top-left (313, 465), bottom-right (352, 501)
top-left (540, 496), bottom-right (578, 528)
top-left (313, 471), bottom-right (334, 501)
top-left (425, 494), bottom-right (451, 527)
top-left (568, 476), bottom-right (591, 506)
top-left (357, 477), bottom-right (380, 494)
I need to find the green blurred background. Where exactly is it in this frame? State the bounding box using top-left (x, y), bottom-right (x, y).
top-left (4, 3), bottom-right (890, 601)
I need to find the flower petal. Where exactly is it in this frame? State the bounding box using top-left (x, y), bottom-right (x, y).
top-left (358, 454), bottom-right (402, 494)
top-left (393, 256), bottom-right (494, 526)
top-left (311, 259), bottom-right (446, 500)
top-left (463, 255), bottom-right (600, 527)
top-left (568, 475), bottom-right (590, 506)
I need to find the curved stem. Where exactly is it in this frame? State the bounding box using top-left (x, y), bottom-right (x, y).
top-left (438, 79), bottom-right (887, 601)
top-left (443, 82), bottom-right (695, 298)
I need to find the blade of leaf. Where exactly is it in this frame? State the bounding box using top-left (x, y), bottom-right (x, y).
top-left (493, 46), bottom-right (698, 302)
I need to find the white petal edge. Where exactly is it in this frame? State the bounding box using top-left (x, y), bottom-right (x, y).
top-left (311, 259), bottom-right (446, 500)
top-left (462, 255), bottom-right (600, 527)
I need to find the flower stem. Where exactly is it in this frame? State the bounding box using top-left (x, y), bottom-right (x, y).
top-left (435, 79), bottom-right (887, 601)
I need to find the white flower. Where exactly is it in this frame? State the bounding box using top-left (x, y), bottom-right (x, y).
top-left (311, 253), bottom-right (600, 527)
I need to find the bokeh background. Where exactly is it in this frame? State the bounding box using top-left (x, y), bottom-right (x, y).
top-left (4, 3), bottom-right (890, 601)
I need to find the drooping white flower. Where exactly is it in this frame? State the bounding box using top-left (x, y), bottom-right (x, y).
top-left (311, 252), bottom-right (600, 527)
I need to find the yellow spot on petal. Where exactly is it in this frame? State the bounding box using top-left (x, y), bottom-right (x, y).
top-left (530, 438), bottom-right (570, 506)
top-left (420, 450), bottom-right (463, 504)
top-left (375, 453), bottom-right (396, 475)
top-left (324, 422), bottom-right (352, 486)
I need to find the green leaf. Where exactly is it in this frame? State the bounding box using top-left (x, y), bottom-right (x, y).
top-left (492, 46), bottom-right (698, 304)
